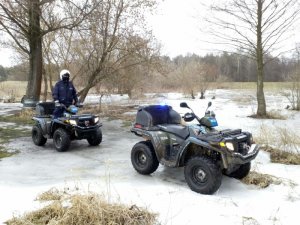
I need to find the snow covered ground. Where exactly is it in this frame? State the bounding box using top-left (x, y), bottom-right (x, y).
top-left (0, 89), bottom-right (300, 225)
top-left (0, 103), bottom-right (22, 116)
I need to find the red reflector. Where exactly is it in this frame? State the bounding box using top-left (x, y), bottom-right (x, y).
top-left (134, 124), bottom-right (142, 128)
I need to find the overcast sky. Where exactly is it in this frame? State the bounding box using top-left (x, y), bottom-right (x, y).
top-left (1, 0), bottom-right (205, 67)
top-left (1, 0), bottom-right (300, 67)
top-left (148, 0), bottom-right (300, 58)
top-left (147, 0), bottom-right (206, 57)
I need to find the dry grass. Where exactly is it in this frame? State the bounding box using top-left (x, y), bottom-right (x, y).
top-left (254, 124), bottom-right (300, 158)
top-left (241, 171), bottom-right (282, 188)
top-left (232, 95), bottom-right (256, 106)
top-left (6, 191), bottom-right (157, 225)
top-left (266, 110), bottom-right (287, 120)
top-left (248, 110), bottom-right (287, 120)
top-left (36, 188), bottom-right (63, 202)
top-left (262, 146), bottom-right (300, 165)
top-left (255, 124), bottom-right (300, 164)
top-left (0, 148), bottom-right (14, 159)
top-left (0, 108), bottom-right (34, 125)
top-left (0, 81), bottom-right (27, 102)
top-left (211, 82), bottom-right (293, 90)
top-left (242, 216), bottom-right (260, 225)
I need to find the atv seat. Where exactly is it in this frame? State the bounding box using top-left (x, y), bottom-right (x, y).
top-left (36, 102), bottom-right (55, 116)
top-left (135, 105), bottom-right (182, 130)
top-left (158, 124), bottom-right (190, 139)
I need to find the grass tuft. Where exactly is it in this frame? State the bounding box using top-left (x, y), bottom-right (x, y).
top-left (241, 171), bottom-right (281, 188)
top-left (248, 110), bottom-right (286, 120)
top-left (0, 148), bottom-right (15, 159)
top-left (254, 124), bottom-right (300, 164)
top-left (6, 192), bottom-right (157, 225)
top-left (0, 108), bottom-right (35, 125)
top-left (36, 188), bottom-right (63, 201)
top-left (262, 146), bottom-right (300, 165)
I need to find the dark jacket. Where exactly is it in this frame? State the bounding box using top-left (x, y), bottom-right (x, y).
top-left (52, 80), bottom-right (78, 106)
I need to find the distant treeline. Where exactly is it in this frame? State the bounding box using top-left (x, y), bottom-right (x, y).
top-left (0, 63), bottom-right (29, 81)
top-left (0, 52), bottom-right (297, 84)
top-left (168, 52), bottom-right (296, 82)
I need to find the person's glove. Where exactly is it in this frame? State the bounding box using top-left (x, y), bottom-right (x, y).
top-left (54, 100), bottom-right (60, 107)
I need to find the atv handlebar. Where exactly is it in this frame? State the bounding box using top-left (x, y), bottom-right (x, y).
top-left (180, 102), bottom-right (202, 124)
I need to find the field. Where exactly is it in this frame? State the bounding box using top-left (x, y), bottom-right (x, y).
top-left (0, 81), bottom-right (296, 103)
top-left (0, 81), bottom-right (27, 102)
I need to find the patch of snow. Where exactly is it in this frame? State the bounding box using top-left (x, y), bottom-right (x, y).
top-left (84, 94), bottom-right (129, 104)
top-left (0, 90), bottom-right (300, 225)
top-left (0, 103), bottom-right (22, 116)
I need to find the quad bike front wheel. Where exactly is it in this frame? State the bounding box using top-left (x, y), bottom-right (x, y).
top-left (131, 141), bottom-right (159, 175)
top-left (228, 162), bottom-right (251, 179)
top-left (32, 125), bottom-right (47, 146)
top-left (184, 156), bottom-right (222, 195)
top-left (53, 128), bottom-right (70, 152)
top-left (87, 128), bottom-right (102, 146)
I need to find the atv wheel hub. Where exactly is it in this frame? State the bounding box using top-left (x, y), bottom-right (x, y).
top-left (194, 168), bottom-right (206, 182)
top-left (138, 153), bottom-right (147, 164)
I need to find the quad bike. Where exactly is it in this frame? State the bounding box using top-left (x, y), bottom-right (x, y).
top-left (32, 102), bottom-right (102, 152)
top-left (130, 102), bottom-right (259, 194)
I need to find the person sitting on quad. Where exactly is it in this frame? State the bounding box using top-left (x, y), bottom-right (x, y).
top-left (52, 69), bottom-right (78, 118)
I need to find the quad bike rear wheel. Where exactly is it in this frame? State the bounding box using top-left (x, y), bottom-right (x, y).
top-left (32, 125), bottom-right (47, 146)
top-left (87, 128), bottom-right (102, 146)
top-left (53, 128), bottom-right (70, 152)
top-left (184, 156), bottom-right (222, 194)
top-left (131, 141), bottom-right (159, 175)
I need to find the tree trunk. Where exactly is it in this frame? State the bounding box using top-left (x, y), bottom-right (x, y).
top-left (256, 0), bottom-right (267, 117)
top-left (25, 0), bottom-right (43, 102)
top-left (42, 68), bottom-right (48, 102)
top-left (127, 89), bottom-right (132, 99)
top-left (199, 91), bottom-right (205, 99)
top-left (49, 72), bottom-right (53, 92)
top-left (191, 90), bottom-right (195, 99)
top-left (78, 85), bottom-right (91, 103)
top-left (78, 66), bottom-right (104, 102)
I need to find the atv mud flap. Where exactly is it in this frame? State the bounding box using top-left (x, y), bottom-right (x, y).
top-left (223, 144), bottom-right (260, 168)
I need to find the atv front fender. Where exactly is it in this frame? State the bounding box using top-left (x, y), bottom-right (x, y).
top-left (178, 137), bottom-right (223, 166)
top-left (32, 116), bottom-right (48, 135)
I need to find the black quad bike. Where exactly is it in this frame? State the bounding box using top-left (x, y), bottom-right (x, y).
top-left (32, 102), bottom-right (102, 152)
top-left (130, 102), bottom-right (260, 194)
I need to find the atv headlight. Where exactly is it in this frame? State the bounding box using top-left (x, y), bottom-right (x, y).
top-left (69, 119), bottom-right (77, 126)
top-left (94, 117), bottom-right (99, 124)
top-left (250, 135), bottom-right (254, 144)
top-left (225, 142), bottom-right (235, 151)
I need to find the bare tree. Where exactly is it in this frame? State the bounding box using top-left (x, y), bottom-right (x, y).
top-left (73, 0), bottom-right (157, 102)
top-left (0, 0), bottom-right (97, 102)
top-left (42, 28), bottom-right (85, 101)
top-left (208, 0), bottom-right (300, 116)
top-left (199, 63), bottom-right (217, 99)
top-left (282, 44), bottom-right (300, 110)
top-left (175, 60), bottom-right (209, 99)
